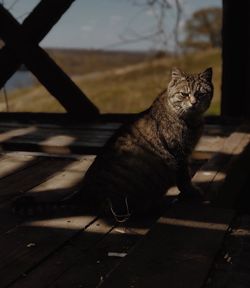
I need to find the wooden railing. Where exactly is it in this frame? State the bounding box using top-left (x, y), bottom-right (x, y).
top-left (0, 0), bottom-right (99, 118)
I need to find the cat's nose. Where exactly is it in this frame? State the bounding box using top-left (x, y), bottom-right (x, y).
top-left (189, 95), bottom-right (197, 105)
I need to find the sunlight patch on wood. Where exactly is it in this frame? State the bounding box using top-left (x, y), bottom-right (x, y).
top-left (0, 154), bottom-right (36, 178)
top-left (194, 170), bottom-right (226, 183)
top-left (40, 135), bottom-right (76, 146)
top-left (39, 134), bottom-right (77, 154)
top-left (25, 215), bottom-right (95, 230)
top-left (231, 228), bottom-right (250, 236)
top-left (167, 186), bottom-right (179, 196)
top-left (0, 126), bottom-right (37, 142)
top-left (113, 226), bottom-right (149, 236)
top-left (26, 156), bottom-right (95, 201)
top-left (159, 217), bottom-right (228, 231)
top-left (196, 135), bottom-right (225, 152)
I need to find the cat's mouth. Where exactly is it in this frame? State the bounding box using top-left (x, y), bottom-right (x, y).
top-left (188, 105), bottom-right (210, 116)
top-left (188, 105), bottom-right (198, 111)
top-left (181, 104), bottom-right (202, 117)
top-left (183, 102), bottom-right (197, 112)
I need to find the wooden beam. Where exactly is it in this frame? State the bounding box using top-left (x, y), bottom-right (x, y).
top-left (0, 3), bottom-right (99, 117)
top-left (0, 0), bottom-right (76, 88)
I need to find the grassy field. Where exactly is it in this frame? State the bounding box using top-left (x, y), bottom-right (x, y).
top-left (47, 48), bottom-right (149, 76)
top-left (1, 48), bottom-right (221, 115)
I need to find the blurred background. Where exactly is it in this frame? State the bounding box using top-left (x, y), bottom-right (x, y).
top-left (0, 0), bottom-right (222, 115)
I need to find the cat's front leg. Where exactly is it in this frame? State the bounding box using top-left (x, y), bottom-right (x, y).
top-left (176, 163), bottom-right (203, 201)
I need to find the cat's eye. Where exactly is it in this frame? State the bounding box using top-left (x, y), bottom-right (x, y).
top-left (196, 92), bottom-right (206, 98)
top-left (181, 92), bottom-right (189, 97)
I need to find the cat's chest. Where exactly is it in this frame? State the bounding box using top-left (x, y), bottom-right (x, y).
top-left (180, 127), bottom-right (197, 151)
top-left (162, 123), bottom-right (198, 156)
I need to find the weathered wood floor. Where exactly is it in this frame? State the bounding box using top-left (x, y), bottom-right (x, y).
top-left (0, 119), bottom-right (249, 288)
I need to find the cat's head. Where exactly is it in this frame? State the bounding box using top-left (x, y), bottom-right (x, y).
top-left (167, 67), bottom-right (213, 118)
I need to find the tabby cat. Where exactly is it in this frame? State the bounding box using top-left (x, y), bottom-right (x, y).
top-left (14, 67), bottom-right (213, 221)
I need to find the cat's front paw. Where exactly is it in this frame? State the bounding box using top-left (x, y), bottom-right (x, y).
top-left (178, 185), bottom-right (204, 202)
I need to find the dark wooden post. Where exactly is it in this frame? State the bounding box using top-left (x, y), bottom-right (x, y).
top-left (221, 1), bottom-right (250, 119)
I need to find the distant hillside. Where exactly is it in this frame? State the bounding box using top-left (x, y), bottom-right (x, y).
top-left (2, 48), bottom-right (221, 115)
top-left (46, 48), bottom-right (151, 76)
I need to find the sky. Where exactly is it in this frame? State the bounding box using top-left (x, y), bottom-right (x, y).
top-left (2, 0), bottom-right (222, 51)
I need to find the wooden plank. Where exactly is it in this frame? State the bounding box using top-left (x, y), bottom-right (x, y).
top-left (99, 204), bottom-right (234, 288)
top-left (215, 133), bottom-right (250, 208)
top-left (0, 112), bottom-right (133, 124)
top-left (0, 127), bottom-right (115, 141)
top-left (0, 214), bottom-right (97, 288)
top-left (0, 0), bottom-right (75, 88)
top-left (0, 156), bottom-right (95, 235)
top-left (8, 215), bottom-right (160, 288)
top-left (8, 217), bottom-right (116, 288)
top-left (209, 132), bottom-right (250, 198)
top-left (194, 125), bottom-right (235, 154)
top-left (0, 157), bottom-right (76, 234)
top-left (195, 135), bottom-right (226, 153)
top-left (0, 120), bottom-right (122, 131)
top-left (0, 126), bottom-right (38, 142)
top-left (0, 4), bottom-right (99, 117)
top-left (0, 121), bottom-right (121, 154)
top-left (0, 156), bottom-right (98, 287)
top-left (0, 126), bottom-right (114, 143)
top-left (0, 154), bottom-right (38, 180)
top-left (0, 153), bottom-right (46, 236)
top-left (193, 129), bottom-right (250, 202)
top-left (0, 157), bottom-right (74, 235)
top-left (0, 158), bottom-right (74, 202)
top-left (48, 216), bottom-right (160, 288)
top-left (203, 124), bottom-right (235, 137)
top-left (0, 125), bottom-right (114, 155)
top-left (1, 136), bottom-right (106, 155)
top-left (22, 155), bottom-right (95, 202)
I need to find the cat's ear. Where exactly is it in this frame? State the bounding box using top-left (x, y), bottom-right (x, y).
top-left (171, 67), bottom-right (183, 80)
top-left (200, 67), bottom-right (212, 82)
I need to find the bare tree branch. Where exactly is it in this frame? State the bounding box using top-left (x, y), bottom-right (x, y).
top-left (173, 0), bottom-right (182, 54)
top-left (114, 0), bottom-right (183, 53)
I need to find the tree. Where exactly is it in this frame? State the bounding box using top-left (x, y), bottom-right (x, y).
top-left (182, 7), bottom-right (222, 51)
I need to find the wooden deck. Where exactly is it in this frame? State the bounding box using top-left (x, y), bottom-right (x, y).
top-left (0, 119), bottom-right (249, 288)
